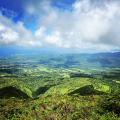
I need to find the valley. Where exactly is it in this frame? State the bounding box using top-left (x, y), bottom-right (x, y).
top-left (0, 53), bottom-right (120, 120)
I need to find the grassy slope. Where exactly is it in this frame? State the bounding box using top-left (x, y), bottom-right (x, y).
top-left (0, 52), bottom-right (120, 119)
top-left (0, 68), bottom-right (120, 120)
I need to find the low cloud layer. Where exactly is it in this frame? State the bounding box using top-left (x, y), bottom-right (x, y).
top-left (0, 0), bottom-right (120, 52)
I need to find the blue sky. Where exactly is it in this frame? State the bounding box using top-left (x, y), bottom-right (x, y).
top-left (0, 0), bottom-right (120, 53)
top-left (0, 0), bottom-right (75, 30)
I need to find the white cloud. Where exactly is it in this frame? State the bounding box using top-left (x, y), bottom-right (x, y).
top-left (34, 0), bottom-right (120, 52)
top-left (0, 13), bottom-right (42, 47)
top-left (0, 0), bottom-right (120, 52)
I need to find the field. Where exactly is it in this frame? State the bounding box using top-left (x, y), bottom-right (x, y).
top-left (0, 53), bottom-right (120, 120)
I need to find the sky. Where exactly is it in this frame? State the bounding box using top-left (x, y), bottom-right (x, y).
top-left (0, 0), bottom-right (120, 53)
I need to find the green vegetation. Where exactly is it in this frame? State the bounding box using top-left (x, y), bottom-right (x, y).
top-left (0, 53), bottom-right (120, 119)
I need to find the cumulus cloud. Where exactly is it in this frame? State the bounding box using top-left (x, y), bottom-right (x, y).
top-left (33, 0), bottom-right (120, 51)
top-left (0, 0), bottom-right (120, 52)
top-left (0, 12), bottom-right (41, 47)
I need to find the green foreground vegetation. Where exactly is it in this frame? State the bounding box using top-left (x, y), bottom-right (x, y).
top-left (0, 53), bottom-right (120, 120)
